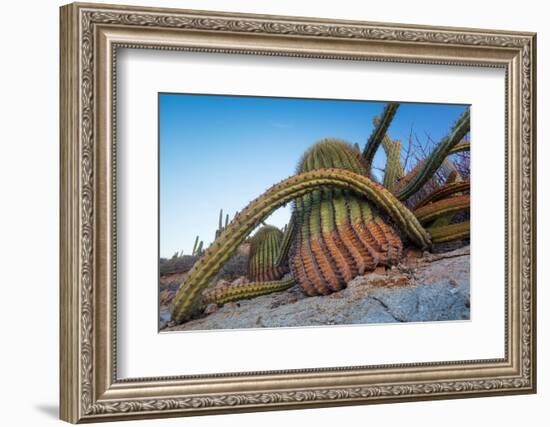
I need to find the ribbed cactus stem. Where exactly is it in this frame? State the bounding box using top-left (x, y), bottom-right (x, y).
top-left (414, 195), bottom-right (470, 224)
top-left (383, 138), bottom-right (404, 191)
top-left (363, 103), bottom-right (400, 175)
top-left (171, 168), bottom-right (431, 324)
top-left (428, 221), bottom-right (470, 243)
top-left (414, 181), bottom-right (470, 209)
top-left (449, 141), bottom-right (470, 155)
top-left (276, 215), bottom-right (295, 267)
top-left (396, 109), bottom-right (470, 201)
top-left (191, 235), bottom-right (199, 256)
top-left (248, 225), bottom-right (288, 282)
top-left (203, 276), bottom-right (295, 306)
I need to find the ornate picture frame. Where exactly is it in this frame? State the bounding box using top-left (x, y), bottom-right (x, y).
top-left (60, 2), bottom-right (536, 423)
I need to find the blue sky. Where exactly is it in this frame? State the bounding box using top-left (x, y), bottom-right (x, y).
top-left (159, 93), bottom-right (467, 257)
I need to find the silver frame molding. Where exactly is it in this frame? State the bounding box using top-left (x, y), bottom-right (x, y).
top-left (60, 2), bottom-right (536, 423)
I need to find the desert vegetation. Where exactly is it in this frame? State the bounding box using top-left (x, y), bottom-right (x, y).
top-left (163, 103), bottom-right (471, 327)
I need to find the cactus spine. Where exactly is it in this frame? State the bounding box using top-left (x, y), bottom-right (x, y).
top-left (171, 167), bottom-right (431, 323)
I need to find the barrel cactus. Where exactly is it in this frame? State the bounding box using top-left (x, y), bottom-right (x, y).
top-left (247, 225), bottom-right (288, 282)
top-left (291, 139), bottom-right (403, 296)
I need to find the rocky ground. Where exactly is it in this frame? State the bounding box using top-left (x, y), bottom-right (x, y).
top-left (161, 245), bottom-right (470, 332)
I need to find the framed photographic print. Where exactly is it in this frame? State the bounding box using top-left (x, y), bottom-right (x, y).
top-left (59, 2), bottom-right (537, 423)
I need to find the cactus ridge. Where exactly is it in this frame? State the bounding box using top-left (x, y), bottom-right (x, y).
top-left (204, 276), bottom-right (296, 306)
top-left (396, 109), bottom-right (470, 201)
top-left (383, 138), bottom-right (404, 191)
top-left (414, 181), bottom-right (470, 209)
top-left (248, 225), bottom-right (288, 282)
top-left (291, 139), bottom-right (404, 295)
top-left (428, 221), bottom-right (470, 243)
top-left (171, 167), bottom-right (430, 323)
top-left (414, 194), bottom-right (470, 225)
top-left (275, 214), bottom-right (295, 267)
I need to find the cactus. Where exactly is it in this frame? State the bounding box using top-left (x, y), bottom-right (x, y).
top-left (248, 225), bottom-right (288, 282)
top-left (414, 181), bottom-right (470, 210)
top-left (428, 221), bottom-right (470, 243)
top-left (396, 108), bottom-right (470, 201)
top-left (170, 167), bottom-right (431, 324)
top-left (449, 140), bottom-right (470, 155)
top-left (191, 236), bottom-right (199, 255)
top-left (292, 139), bottom-right (404, 296)
top-left (414, 194), bottom-right (470, 225)
top-left (215, 208), bottom-right (230, 239)
top-left (203, 276), bottom-right (295, 306)
top-left (363, 102), bottom-right (400, 175)
top-left (170, 108), bottom-right (470, 325)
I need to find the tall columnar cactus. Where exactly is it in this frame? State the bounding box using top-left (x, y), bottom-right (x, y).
top-left (363, 102), bottom-right (400, 176)
top-left (292, 139), bottom-right (404, 296)
top-left (170, 167), bottom-right (430, 323)
top-left (247, 225), bottom-right (289, 282)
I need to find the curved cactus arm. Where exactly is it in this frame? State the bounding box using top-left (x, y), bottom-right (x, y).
top-left (414, 194), bottom-right (470, 225)
top-left (414, 181), bottom-right (470, 209)
top-left (276, 213), bottom-right (296, 267)
top-left (428, 221), bottom-right (470, 243)
top-left (396, 109), bottom-right (470, 201)
top-left (363, 102), bottom-right (400, 175)
top-left (204, 276), bottom-right (296, 306)
top-left (449, 141), bottom-right (470, 155)
top-left (171, 168), bottom-right (431, 324)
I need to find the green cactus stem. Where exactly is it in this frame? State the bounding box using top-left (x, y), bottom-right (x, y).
top-left (171, 167), bottom-right (431, 324)
top-left (414, 181), bottom-right (470, 210)
top-left (203, 276), bottom-right (295, 306)
top-left (414, 194), bottom-right (470, 225)
top-left (428, 221), bottom-right (470, 243)
top-left (275, 215), bottom-right (296, 268)
top-left (396, 109), bottom-right (470, 201)
top-left (449, 141), bottom-right (470, 155)
top-left (383, 138), bottom-right (404, 191)
top-left (248, 225), bottom-right (288, 282)
top-left (191, 235), bottom-right (199, 255)
top-left (363, 103), bottom-right (400, 175)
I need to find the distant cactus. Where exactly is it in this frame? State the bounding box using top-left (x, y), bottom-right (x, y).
top-left (292, 139), bottom-right (404, 296)
top-left (190, 235), bottom-right (205, 256)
